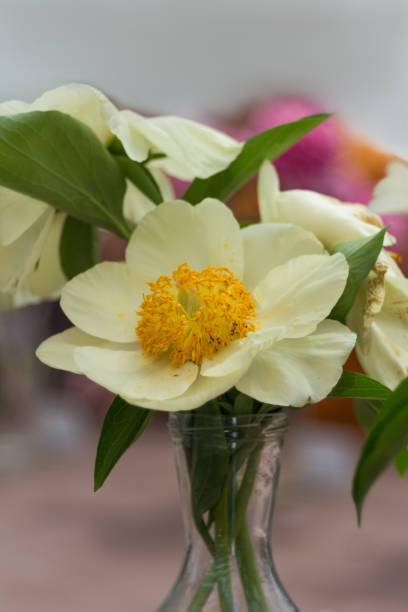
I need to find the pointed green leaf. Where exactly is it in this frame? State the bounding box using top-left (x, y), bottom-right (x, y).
top-left (183, 113), bottom-right (331, 204)
top-left (329, 371), bottom-right (392, 400)
top-left (59, 216), bottom-right (99, 280)
top-left (395, 449), bottom-right (408, 478)
top-left (353, 398), bottom-right (380, 430)
top-left (0, 110), bottom-right (132, 238)
top-left (329, 228), bottom-right (386, 322)
top-left (352, 377), bottom-right (408, 522)
top-left (190, 401), bottom-right (229, 515)
top-left (113, 155), bottom-right (163, 205)
top-left (94, 396), bottom-right (153, 491)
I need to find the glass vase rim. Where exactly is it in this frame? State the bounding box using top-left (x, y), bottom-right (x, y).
top-left (169, 408), bottom-right (288, 435)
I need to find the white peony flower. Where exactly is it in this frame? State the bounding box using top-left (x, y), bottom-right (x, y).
top-left (370, 160), bottom-right (408, 215)
top-left (257, 161), bottom-right (395, 248)
top-left (36, 199), bottom-right (355, 411)
top-left (257, 160), bottom-right (408, 389)
top-left (0, 84), bottom-right (110, 308)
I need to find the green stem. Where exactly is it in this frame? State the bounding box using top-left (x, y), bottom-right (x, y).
top-left (215, 482), bottom-right (235, 611)
top-left (186, 563), bottom-right (217, 612)
top-left (235, 521), bottom-right (269, 612)
top-left (234, 442), bottom-right (264, 538)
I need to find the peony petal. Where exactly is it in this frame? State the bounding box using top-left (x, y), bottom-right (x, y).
top-left (36, 326), bottom-right (125, 374)
top-left (123, 180), bottom-right (156, 226)
top-left (74, 345), bottom-right (198, 401)
top-left (24, 212), bottom-right (67, 299)
top-left (0, 100), bottom-right (29, 115)
top-left (31, 84), bottom-right (112, 144)
top-left (370, 161), bottom-right (408, 215)
top-left (60, 262), bottom-right (146, 342)
top-left (200, 326), bottom-right (287, 378)
top-left (0, 209), bottom-right (54, 292)
top-left (355, 317), bottom-right (408, 390)
top-left (253, 253), bottom-right (349, 339)
top-left (126, 198), bottom-right (243, 280)
top-left (237, 319), bottom-right (356, 407)
top-left (108, 110), bottom-right (242, 180)
top-left (0, 188), bottom-right (49, 245)
top-left (347, 272), bottom-right (408, 390)
top-left (123, 169), bottom-right (175, 225)
top-left (123, 366), bottom-right (248, 412)
top-left (258, 161), bottom-right (395, 247)
top-left (241, 222), bottom-right (324, 291)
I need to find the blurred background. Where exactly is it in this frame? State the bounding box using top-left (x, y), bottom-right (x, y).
top-left (1, 1), bottom-right (408, 610)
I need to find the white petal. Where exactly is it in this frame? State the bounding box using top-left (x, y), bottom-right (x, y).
top-left (60, 262), bottom-right (146, 342)
top-left (152, 168), bottom-right (176, 201)
top-left (74, 345), bottom-right (198, 401)
top-left (254, 253), bottom-right (349, 338)
top-left (126, 199), bottom-right (243, 280)
top-left (123, 179), bottom-right (156, 225)
top-left (36, 326), bottom-right (122, 374)
top-left (347, 273), bottom-right (408, 390)
top-left (370, 161), bottom-right (408, 215)
top-left (355, 317), bottom-right (408, 390)
top-left (31, 84), bottom-right (112, 144)
top-left (124, 366), bottom-right (248, 412)
top-left (200, 326), bottom-right (287, 378)
top-left (0, 100), bottom-right (29, 115)
top-left (242, 222), bottom-right (324, 291)
top-left (257, 161), bottom-right (281, 223)
top-left (237, 320), bottom-right (356, 407)
top-left (109, 110), bottom-right (242, 180)
top-left (24, 212), bottom-right (67, 299)
top-left (123, 169), bottom-right (174, 226)
top-left (258, 162), bottom-right (394, 247)
top-left (0, 188), bottom-right (49, 245)
top-left (0, 208), bottom-right (54, 292)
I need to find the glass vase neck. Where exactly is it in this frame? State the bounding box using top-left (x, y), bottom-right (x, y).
top-left (159, 409), bottom-right (298, 612)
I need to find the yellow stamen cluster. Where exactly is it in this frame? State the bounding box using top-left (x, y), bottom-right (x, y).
top-left (136, 262), bottom-right (256, 366)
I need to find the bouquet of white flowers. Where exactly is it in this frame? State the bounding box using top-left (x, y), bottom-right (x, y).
top-left (1, 84), bottom-right (407, 611)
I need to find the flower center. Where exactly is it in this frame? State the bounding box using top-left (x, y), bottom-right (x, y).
top-left (136, 262), bottom-right (256, 366)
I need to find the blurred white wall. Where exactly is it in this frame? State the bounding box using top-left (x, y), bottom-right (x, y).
top-left (1, 0), bottom-right (407, 153)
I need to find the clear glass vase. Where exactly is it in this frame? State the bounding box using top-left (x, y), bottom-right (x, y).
top-left (158, 409), bottom-right (298, 612)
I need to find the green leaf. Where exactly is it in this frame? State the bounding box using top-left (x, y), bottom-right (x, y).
top-left (352, 377), bottom-right (408, 522)
top-left (329, 228), bottom-right (386, 322)
top-left (94, 396), bottom-right (153, 491)
top-left (190, 401), bottom-right (230, 516)
top-left (395, 449), bottom-right (408, 478)
top-left (113, 154), bottom-right (163, 204)
top-left (353, 398), bottom-right (380, 430)
top-left (329, 371), bottom-right (392, 400)
top-left (59, 216), bottom-right (99, 280)
top-left (183, 113), bottom-right (331, 204)
top-left (0, 110), bottom-right (132, 238)
top-left (234, 392), bottom-right (254, 416)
